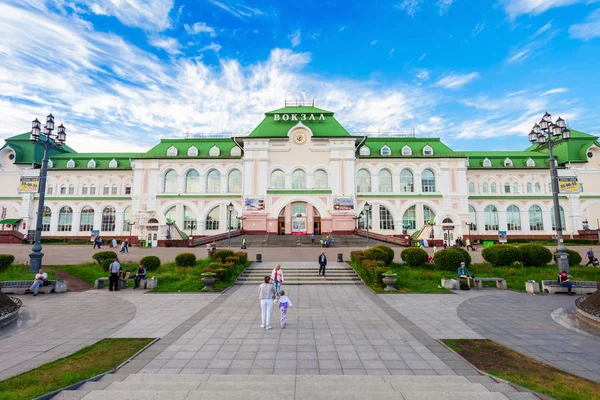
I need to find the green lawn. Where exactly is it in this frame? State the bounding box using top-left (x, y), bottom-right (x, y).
top-left (0, 265), bottom-right (56, 281)
top-left (0, 338), bottom-right (152, 400)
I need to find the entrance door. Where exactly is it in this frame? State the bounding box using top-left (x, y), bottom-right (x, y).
top-left (278, 217), bottom-right (285, 235)
top-left (152, 233), bottom-right (158, 247)
top-left (314, 217), bottom-right (321, 236)
top-left (292, 217), bottom-right (307, 235)
top-left (443, 230), bottom-right (455, 246)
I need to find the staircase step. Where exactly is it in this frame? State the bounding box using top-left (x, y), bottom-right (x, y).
top-left (52, 391), bottom-right (90, 400)
top-left (235, 280), bottom-right (362, 285)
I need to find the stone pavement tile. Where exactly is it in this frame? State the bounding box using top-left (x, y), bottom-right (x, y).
top-left (250, 368), bottom-right (275, 374)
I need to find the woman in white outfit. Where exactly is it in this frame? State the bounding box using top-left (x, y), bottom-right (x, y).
top-left (258, 276), bottom-right (276, 330)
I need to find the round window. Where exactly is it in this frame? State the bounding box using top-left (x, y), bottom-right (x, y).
top-left (9, 154), bottom-right (15, 160)
top-left (588, 151), bottom-right (593, 158)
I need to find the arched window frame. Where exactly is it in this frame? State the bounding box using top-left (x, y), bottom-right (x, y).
top-left (402, 206), bottom-right (417, 230)
top-left (484, 205), bottom-right (499, 231)
top-left (41, 207), bottom-right (52, 231)
top-left (512, 182), bottom-right (520, 193)
top-left (379, 205), bottom-right (395, 230)
top-left (529, 205), bottom-right (544, 231)
top-left (423, 206), bottom-right (436, 225)
top-left (359, 146), bottom-right (371, 156)
top-left (400, 169), bottom-right (414, 192)
top-left (421, 169), bottom-right (436, 192)
top-left (422, 145), bottom-right (434, 156)
top-left (68, 184), bottom-right (75, 195)
top-left (57, 206), bottom-right (73, 231)
top-left (108, 159), bottom-right (118, 168)
top-left (87, 159), bottom-right (96, 169)
top-left (534, 182), bottom-right (541, 193)
top-left (47, 184), bottom-right (54, 195)
top-left (47, 159), bottom-right (53, 168)
top-left (490, 182), bottom-right (497, 193)
top-left (164, 170), bottom-right (178, 193)
top-left (209, 145), bottom-right (220, 157)
top-left (89, 184), bottom-right (96, 195)
top-left (60, 184), bottom-right (67, 195)
top-left (401, 145), bottom-right (412, 156)
top-left (228, 169), bottom-right (242, 193)
top-left (469, 205), bottom-right (477, 230)
top-left (185, 170), bottom-right (200, 193)
top-left (187, 146), bottom-right (198, 157)
top-left (122, 207), bottom-right (132, 231)
top-left (313, 169), bottom-right (328, 189)
top-left (356, 169), bottom-right (371, 193)
top-left (166, 146), bottom-right (178, 157)
top-left (506, 205), bottom-right (521, 231)
top-left (230, 146), bottom-right (242, 157)
top-left (101, 207), bottom-right (116, 231)
top-left (66, 159), bottom-right (75, 168)
top-left (526, 182), bottom-right (533, 193)
top-left (482, 158), bottom-right (492, 167)
top-left (504, 158), bottom-right (513, 167)
top-left (526, 158), bottom-right (535, 167)
top-left (292, 169), bottom-right (306, 189)
top-left (79, 207), bottom-right (94, 231)
top-left (468, 182), bottom-right (476, 194)
top-left (378, 169), bottom-right (393, 192)
top-left (380, 145), bottom-right (391, 156)
top-left (270, 170), bottom-right (285, 189)
top-left (206, 206), bottom-right (220, 230)
top-left (482, 182), bottom-right (489, 193)
top-left (207, 169), bottom-right (221, 193)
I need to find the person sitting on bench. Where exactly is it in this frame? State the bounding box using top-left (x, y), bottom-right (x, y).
top-left (457, 262), bottom-right (473, 290)
top-left (133, 264), bottom-right (147, 289)
top-left (558, 271), bottom-right (574, 295)
top-left (29, 269), bottom-right (48, 296)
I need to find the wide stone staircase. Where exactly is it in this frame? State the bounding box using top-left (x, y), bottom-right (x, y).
top-left (53, 373), bottom-right (540, 399)
top-left (234, 262), bottom-right (362, 285)
top-left (216, 234), bottom-right (394, 248)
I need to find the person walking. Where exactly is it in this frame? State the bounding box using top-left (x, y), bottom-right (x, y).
top-left (108, 258), bottom-right (121, 291)
top-left (133, 264), bottom-right (146, 289)
top-left (278, 290), bottom-right (294, 329)
top-left (311, 233), bottom-right (315, 245)
top-left (318, 252), bottom-right (327, 277)
top-left (258, 276), bottom-right (276, 330)
top-left (466, 238), bottom-right (473, 251)
top-left (241, 236), bottom-right (247, 250)
top-left (271, 264), bottom-right (284, 300)
top-left (585, 248), bottom-right (597, 266)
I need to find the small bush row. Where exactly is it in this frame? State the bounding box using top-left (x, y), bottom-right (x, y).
top-left (481, 244), bottom-right (583, 267)
top-left (0, 254), bottom-right (15, 271)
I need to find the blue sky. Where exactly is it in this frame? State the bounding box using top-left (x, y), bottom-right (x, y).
top-left (1, 0), bottom-right (599, 152)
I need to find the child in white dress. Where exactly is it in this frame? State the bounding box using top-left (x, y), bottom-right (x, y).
top-left (278, 290), bottom-right (293, 328)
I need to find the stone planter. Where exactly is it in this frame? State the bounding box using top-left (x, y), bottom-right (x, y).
top-left (526, 281), bottom-right (540, 294)
top-left (201, 273), bottom-right (216, 292)
top-left (382, 273), bottom-right (397, 291)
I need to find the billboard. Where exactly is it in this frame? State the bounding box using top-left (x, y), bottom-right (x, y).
top-left (18, 177), bottom-right (40, 193)
top-left (244, 198), bottom-right (265, 211)
top-left (333, 197), bottom-right (354, 211)
top-left (558, 177), bottom-right (581, 193)
top-left (498, 231), bottom-right (508, 243)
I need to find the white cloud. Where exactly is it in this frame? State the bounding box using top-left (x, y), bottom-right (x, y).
top-left (339, 26), bottom-right (346, 32)
top-left (184, 22), bottom-right (216, 37)
top-left (569, 9), bottom-right (600, 40)
top-left (472, 22), bottom-right (485, 36)
top-left (82, 0), bottom-right (175, 31)
top-left (541, 88), bottom-right (568, 96)
top-left (507, 49), bottom-right (530, 63)
top-left (418, 52), bottom-right (427, 61)
top-left (289, 30), bottom-right (301, 47)
top-left (435, 72), bottom-right (479, 89)
top-left (532, 20), bottom-right (553, 38)
top-left (148, 36), bottom-right (182, 55)
top-left (396, 0), bottom-right (423, 16)
top-left (499, 0), bottom-right (585, 20)
top-left (415, 69), bottom-right (430, 84)
top-left (208, 0), bottom-right (263, 19)
top-left (370, 40), bottom-right (378, 45)
top-left (389, 48), bottom-right (395, 55)
top-left (200, 42), bottom-right (222, 53)
top-left (437, 0), bottom-right (453, 15)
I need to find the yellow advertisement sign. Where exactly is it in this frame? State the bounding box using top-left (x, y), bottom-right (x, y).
top-left (19, 177), bottom-right (40, 193)
top-left (558, 177), bottom-right (580, 193)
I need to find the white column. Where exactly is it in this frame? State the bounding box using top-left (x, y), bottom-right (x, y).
top-left (414, 172), bottom-right (422, 193)
top-left (199, 172), bottom-right (207, 193)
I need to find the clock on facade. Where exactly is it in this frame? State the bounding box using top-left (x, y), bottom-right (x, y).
top-left (293, 132), bottom-right (307, 145)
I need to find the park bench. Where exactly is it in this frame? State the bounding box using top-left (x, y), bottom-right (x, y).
top-left (94, 276), bottom-right (156, 289)
top-left (441, 277), bottom-right (506, 290)
top-left (541, 280), bottom-right (598, 295)
top-left (0, 280), bottom-right (58, 295)
top-left (95, 277), bottom-right (127, 290)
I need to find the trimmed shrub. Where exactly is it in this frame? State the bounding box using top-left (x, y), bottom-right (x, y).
top-left (361, 259), bottom-right (386, 285)
top-left (363, 247), bottom-right (390, 266)
top-left (482, 245), bottom-right (520, 267)
top-left (372, 245), bottom-right (394, 265)
top-left (140, 256), bottom-right (161, 271)
top-left (0, 254), bottom-right (15, 271)
top-left (175, 252), bottom-right (197, 267)
top-left (350, 250), bottom-right (365, 264)
top-left (401, 248), bottom-right (428, 267)
top-left (555, 249), bottom-right (582, 267)
top-left (434, 248), bottom-right (471, 271)
top-left (517, 244), bottom-right (552, 267)
top-left (91, 251), bottom-right (118, 265)
top-left (234, 251), bottom-right (248, 264)
top-left (226, 256), bottom-right (241, 265)
top-left (212, 249), bottom-right (235, 263)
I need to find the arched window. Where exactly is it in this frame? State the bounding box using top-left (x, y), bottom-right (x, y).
top-left (81, 184), bottom-right (88, 195)
top-left (60, 184), bottom-right (67, 195)
top-left (207, 170), bottom-right (221, 193)
top-left (47, 184), bottom-right (54, 195)
top-left (526, 182), bottom-right (533, 193)
top-left (469, 205), bottom-right (477, 230)
top-left (166, 146), bottom-right (177, 157)
top-left (68, 184), bottom-right (75, 195)
top-left (380, 145), bottom-right (391, 156)
top-left (507, 205), bottom-right (521, 231)
top-left (484, 205), bottom-right (499, 231)
top-left (47, 159), bottom-right (53, 168)
top-left (125, 184), bottom-right (131, 195)
top-left (357, 207), bottom-right (372, 229)
top-left (230, 146), bottom-right (242, 157)
top-left (292, 203), bottom-right (307, 216)
top-left (551, 206), bottom-right (566, 231)
top-left (206, 206), bottom-right (220, 230)
top-left (529, 205), bottom-right (544, 231)
top-left (103, 184), bottom-right (110, 195)
top-left (504, 158), bottom-right (513, 167)
top-left (313, 169), bottom-right (328, 189)
top-left (184, 206), bottom-right (196, 230)
top-left (41, 207), bottom-right (51, 231)
top-left (357, 169), bottom-right (371, 193)
top-left (379, 205), bottom-right (395, 230)
top-left (512, 182), bottom-right (519, 193)
top-left (122, 207), bottom-right (132, 231)
top-left (468, 182), bottom-right (476, 194)
top-left (89, 184), bottom-right (96, 195)
top-left (164, 170), bottom-right (177, 193)
top-left (111, 185), bottom-right (118, 195)
top-left (66, 159), bottom-right (75, 168)
top-left (209, 145), bottom-right (220, 157)
top-left (59, 207), bottom-right (73, 232)
top-left (403, 206), bottom-right (417, 230)
top-left (79, 207), bottom-right (94, 231)
top-left (101, 207), bottom-right (116, 231)
top-left (401, 145), bottom-right (412, 156)
top-left (422, 169), bottom-right (436, 192)
top-left (423, 205), bottom-right (436, 225)
top-left (483, 158), bottom-right (492, 167)
top-left (292, 170), bottom-right (306, 189)
top-left (422, 145), bottom-right (433, 155)
top-left (400, 170), bottom-right (414, 192)
top-left (165, 206), bottom-right (176, 224)
top-left (482, 183), bottom-right (489, 193)
top-left (534, 182), bottom-right (541, 193)
top-left (504, 183), bottom-right (511, 193)
top-left (378, 169), bottom-right (393, 192)
top-left (87, 159), bottom-right (96, 169)
top-left (490, 182), bottom-right (497, 193)
top-left (442, 218), bottom-right (454, 224)
top-left (185, 170), bottom-right (200, 193)
top-left (187, 146), bottom-right (198, 157)
top-left (228, 169), bottom-right (242, 192)
top-left (548, 182), bottom-right (552, 193)
top-left (270, 170), bottom-right (285, 189)
top-left (526, 158), bottom-right (535, 167)
top-left (108, 159), bottom-right (118, 168)
top-left (359, 146), bottom-right (370, 156)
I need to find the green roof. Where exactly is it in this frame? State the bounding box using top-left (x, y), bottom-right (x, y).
top-left (141, 138), bottom-right (241, 159)
top-left (358, 137), bottom-right (460, 158)
top-left (463, 151), bottom-right (549, 168)
top-left (525, 129), bottom-right (600, 164)
top-left (1, 132), bottom-right (75, 164)
top-left (248, 105), bottom-right (351, 138)
top-left (50, 153), bottom-right (136, 170)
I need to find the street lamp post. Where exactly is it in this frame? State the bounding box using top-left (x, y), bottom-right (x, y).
top-left (29, 114), bottom-right (66, 273)
top-left (528, 112), bottom-right (571, 274)
top-left (227, 202), bottom-right (234, 248)
top-left (364, 202), bottom-right (372, 248)
top-left (189, 221), bottom-right (196, 238)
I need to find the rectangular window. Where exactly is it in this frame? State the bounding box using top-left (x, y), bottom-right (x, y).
top-left (82, 186), bottom-right (88, 195)
top-left (47, 186), bottom-right (53, 195)
top-left (68, 186), bottom-right (75, 195)
top-left (103, 186), bottom-right (109, 195)
top-left (60, 186), bottom-right (66, 195)
top-left (111, 186), bottom-right (118, 195)
top-left (125, 186), bottom-right (131, 195)
top-left (90, 186), bottom-right (96, 195)
top-left (41, 216), bottom-right (51, 232)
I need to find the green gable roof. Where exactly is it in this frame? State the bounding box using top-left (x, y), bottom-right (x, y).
top-left (358, 137), bottom-right (460, 158)
top-left (525, 129), bottom-right (600, 164)
top-left (141, 138), bottom-right (241, 159)
top-left (248, 105), bottom-right (351, 138)
top-left (463, 151), bottom-right (548, 169)
top-left (50, 153), bottom-right (136, 170)
top-left (1, 132), bottom-right (75, 164)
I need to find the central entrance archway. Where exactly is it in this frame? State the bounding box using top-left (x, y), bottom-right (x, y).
top-left (277, 202), bottom-right (321, 235)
